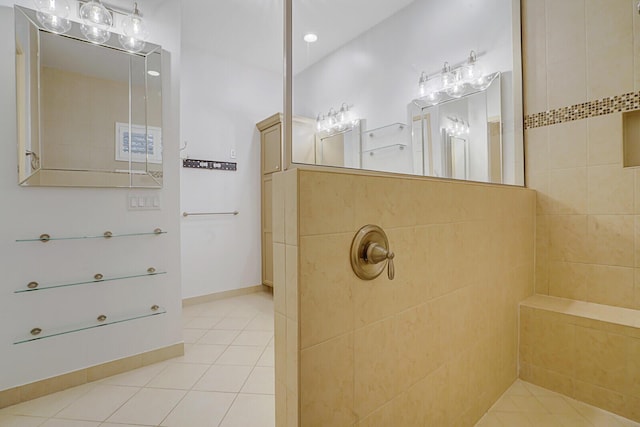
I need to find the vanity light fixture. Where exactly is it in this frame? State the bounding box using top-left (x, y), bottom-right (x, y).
top-left (446, 116), bottom-right (470, 137)
top-left (316, 103), bottom-right (358, 134)
top-left (119, 2), bottom-right (148, 53)
top-left (415, 51), bottom-right (499, 107)
top-left (79, 0), bottom-right (112, 44)
top-left (303, 33), bottom-right (318, 43)
top-left (34, 0), bottom-right (72, 34)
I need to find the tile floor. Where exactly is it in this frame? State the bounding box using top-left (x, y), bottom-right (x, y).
top-left (475, 379), bottom-right (640, 427)
top-left (2, 291), bottom-right (639, 427)
top-left (0, 291), bottom-right (275, 427)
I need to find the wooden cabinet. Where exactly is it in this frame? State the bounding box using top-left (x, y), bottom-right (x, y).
top-left (257, 114), bottom-right (283, 288)
top-left (257, 114), bottom-right (315, 287)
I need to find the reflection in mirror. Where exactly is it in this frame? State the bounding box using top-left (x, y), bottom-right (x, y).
top-left (291, 0), bottom-right (522, 185)
top-left (411, 74), bottom-right (502, 183)
top-left (15, 6), bottom-right (163, 188)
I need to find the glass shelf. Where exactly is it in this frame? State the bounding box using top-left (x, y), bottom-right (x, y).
top-left (16, 228), bottom-right (166, 243)
top-left (14, 306), bottom-right (166, 344)
top-left (362, 122), bottom-right (407, 139)
top-left (15, 269), bottom-right (166, 293)
top-left (362, 143), bottom-right (408, 156)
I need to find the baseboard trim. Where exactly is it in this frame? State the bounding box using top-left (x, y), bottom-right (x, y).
top-left (0, 342), bottom-right (184, 410)
top-left (182, 284), bottom-right (271, 307)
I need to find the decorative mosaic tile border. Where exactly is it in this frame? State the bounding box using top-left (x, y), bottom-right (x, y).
top-left (524, 91), bottom-right (640, 129)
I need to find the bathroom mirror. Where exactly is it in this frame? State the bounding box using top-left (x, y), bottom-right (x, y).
top-left (291, 0), bottom-right (523, 185)
top-left (15, 6), bottom-right (163, 188)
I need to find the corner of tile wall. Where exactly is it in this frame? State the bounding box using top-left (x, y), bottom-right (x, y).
top-left (272, 168), bottom-right (300, 427)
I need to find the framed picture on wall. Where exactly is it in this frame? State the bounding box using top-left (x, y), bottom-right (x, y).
top-left (115, 122), bottom-right (162, 164)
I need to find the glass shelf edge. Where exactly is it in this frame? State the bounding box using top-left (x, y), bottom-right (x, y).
top-left (14, 272), bottom-right (167, 293)
top-left (16, 231), bottom-right (167, 243)
top-left (13, 309), bottom-right (167, 344)
top-left (362, 143), bottom-right (408, 154)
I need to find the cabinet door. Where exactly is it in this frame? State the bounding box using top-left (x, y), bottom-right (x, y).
top-left (262, 123), bottom-right (282, 174)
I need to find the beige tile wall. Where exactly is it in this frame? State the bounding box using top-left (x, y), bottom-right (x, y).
top-left (274, 167), bottom-right (535, 426)
top-left (520, 295), bottom-right (640, 421)
top-left (272, 170), bottom-right (299, 427)
top-left (523, 0), bottom-right (640, 309)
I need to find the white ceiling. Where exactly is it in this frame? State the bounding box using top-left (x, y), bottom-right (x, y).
top-left (181, 0), bottom-right (415, 75)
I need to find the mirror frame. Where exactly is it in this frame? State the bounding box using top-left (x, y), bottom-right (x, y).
top-left (15, 5), bottom-right (164, 188)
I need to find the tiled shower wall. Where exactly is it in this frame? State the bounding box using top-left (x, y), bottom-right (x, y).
top-left (523, 0), bottom-right (640, 308)
top-left (273, 167), bottom-right (535, 426)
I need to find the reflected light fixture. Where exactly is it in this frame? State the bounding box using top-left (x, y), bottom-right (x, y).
top-left (303, 33), bottom-right (318, 43)
top-left (316, 103), bottom-right (358, 134)
top-left (80, 0), bottom-right (113, 44)
top-left (446, 116), bottom-right (470, 137)
top-left (414, 51), bottom-right (499, 107)
top-left (119, 2), bottom-right (149, 53)
top-left (34, 0), bottom-right (72, 34)
top-left (147, 70), bottom-right (160, 77)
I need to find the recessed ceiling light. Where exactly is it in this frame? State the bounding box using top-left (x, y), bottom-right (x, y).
top-left (147, 70), bottom-right (160, 77)
top-left (303, 33), bottom-right (318, 43)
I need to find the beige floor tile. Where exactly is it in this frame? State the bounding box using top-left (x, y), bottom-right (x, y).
top-left (193, 365), bottom-right (253, 393)
top-left (216, 346), bottom-right (264, 366)
top-left (214, 317), bottom-right (252, 330)
top-left (41, 419), bottom-right (99, 427)
top-left (219, 394), bottom-right (275, 427)
top-left (182, 328), bottom-right (207, 344)
top-left (256, 346), bottom-right (275, 367)
top-left (494, 411), bottom-right (535, 426)
top-left (146, 363), bottom-right (208, 390)
top-left (524, 412), bottom-right (565, 427)
top-left (0, 383), bottom-right (95, 418)
top-left (105, 388), bottom-right (185, 426)
top-left (160, 391), bottom-right (235, 427)
top-left (55, 384), bottom-right (139, 422)
top-left (231, 330), bottom-right (273, 347)
top-left (245, 315), bottom-right (275, 331)
top-left (198, 329), bottom-right (241, 345)
top-left (241, 367), bottom-right (275, 395)
top-left (491, 395), bottom-right (520, 412)
top-left (174, 344), bottom-right (227, 364)
top-left (100, 362), bottom-right (168, 387)
top-left (536, 396), bottom-right (582, 415)
top-left (183, 316), bottom-right (223, 329)
top-left (0, 414), bottom-right (47, 427)
top-left (100, 424), bottom-right (148, 427)
top-left (510, 394), bottom-right (550, 413)
top-left (506, 380), bottom-right (535, 397)
top-left (476, 412), bottom-right (505, 426)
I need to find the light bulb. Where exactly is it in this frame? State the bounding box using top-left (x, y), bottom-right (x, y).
top-left (34, 0), bottom-right (71, 33)
top-left (418, 71), bottom-right (428, 97)
top-left (80, 0), bottom-right (112, 43)
top-left (119, 3), bottom-right (149, 53)
top-left (81, 24), bottom-right (110, 44)
top-left (440, 62), bottom-right (453, 87)
top-left (461, 50), bottom-right (479, 82)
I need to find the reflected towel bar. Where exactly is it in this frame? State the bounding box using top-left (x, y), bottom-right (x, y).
top-left (182, 211), bottom-right (239, 217)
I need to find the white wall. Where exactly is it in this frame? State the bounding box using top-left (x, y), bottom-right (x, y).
top-left (0, 0), bottom-right (182, 391)
top-left (293, 0), bottom-right (518, 182)
top-left (179, 4), bottom-right (282, 298)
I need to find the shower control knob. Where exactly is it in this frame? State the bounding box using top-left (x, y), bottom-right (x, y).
top-left (350, 225), bottom-right (395, 281)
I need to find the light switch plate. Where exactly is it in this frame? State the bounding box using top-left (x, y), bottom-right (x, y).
top-left (128, 194), bottom-right (161, 211)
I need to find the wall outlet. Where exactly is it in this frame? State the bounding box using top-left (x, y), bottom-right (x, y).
top-left (230, 149), bottom-right (237, 159)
